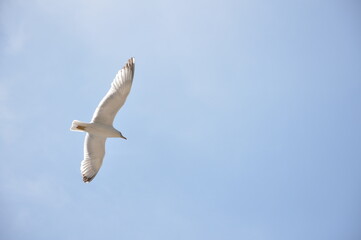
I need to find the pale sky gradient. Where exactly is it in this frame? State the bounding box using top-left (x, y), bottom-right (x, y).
top-left (1, 0), bottom-right (361, 240)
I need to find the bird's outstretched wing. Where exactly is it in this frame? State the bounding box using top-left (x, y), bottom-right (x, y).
top-left (81, 134), bottom-right (107, 182)
top-left (91, 57), bottom-right (135, 125)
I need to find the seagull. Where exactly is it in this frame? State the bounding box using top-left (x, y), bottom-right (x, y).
top-left (70, 57), bottom-right (135, 183)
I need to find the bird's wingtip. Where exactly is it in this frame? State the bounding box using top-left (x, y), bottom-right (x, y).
top-left (125, 57), bottom-right (135, 69)
top-left (82, 175), bottom-right (95, 183)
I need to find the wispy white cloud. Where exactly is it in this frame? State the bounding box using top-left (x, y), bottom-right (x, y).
top-left (0, 83), bottom-right (20, 144)
top-left (1, 174), bottom-right (71, 208)
top-left (0, 1), bottom-right (27, 55)
top-left (0, 173), bottom-right (72, 236)
top-left (3, 24), bottom-right (26, 55)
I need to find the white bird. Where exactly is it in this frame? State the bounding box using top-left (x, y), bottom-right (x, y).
top-left (70, 57), bottom-right (135, 183)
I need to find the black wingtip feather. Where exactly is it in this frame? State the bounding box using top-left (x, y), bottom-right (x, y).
top-left (83, 175), bottom-right (95, 183)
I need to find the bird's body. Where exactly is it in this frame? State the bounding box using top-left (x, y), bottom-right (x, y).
top-left (71, 121), bottom-right (122, 138)
top-left (70, 57), bottom-right (135, 183)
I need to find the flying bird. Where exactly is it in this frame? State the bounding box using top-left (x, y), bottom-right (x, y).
top-left (70, 57), bottom-right (135, 183)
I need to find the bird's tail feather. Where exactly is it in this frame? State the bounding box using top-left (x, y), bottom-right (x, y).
top-left (70, 120), bottom-right (89, 132)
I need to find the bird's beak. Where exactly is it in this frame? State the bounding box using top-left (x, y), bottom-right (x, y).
top-left (120, 134), bottom-right (127, 140)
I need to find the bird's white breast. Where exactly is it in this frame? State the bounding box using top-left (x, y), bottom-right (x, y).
top-left (85, 123), bottom-right (120, 138)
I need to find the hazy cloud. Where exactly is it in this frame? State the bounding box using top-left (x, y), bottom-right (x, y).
top-left (0, 84), bottom-right (20, 144)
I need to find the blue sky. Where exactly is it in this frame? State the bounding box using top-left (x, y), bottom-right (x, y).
top-left (1, 0), bottom-right (360, 239)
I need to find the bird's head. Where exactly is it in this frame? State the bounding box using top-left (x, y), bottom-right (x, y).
top-left (118, 131), bottom-right (127, 140)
